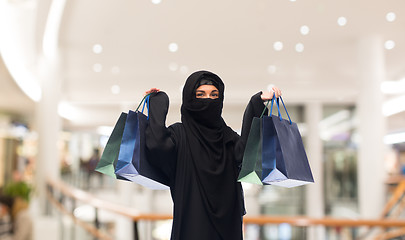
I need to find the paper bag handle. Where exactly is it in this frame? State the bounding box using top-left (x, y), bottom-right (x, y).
top-left (135, 94), bottom-right (151, 119)
top-left (260, 93), bottom-right (292, 125)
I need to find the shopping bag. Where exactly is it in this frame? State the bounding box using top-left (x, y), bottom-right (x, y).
top-left (261, 96), bottom-right (314, 188)
top-left (95, 112), bottom-right (127, 178)
top-left (237, 117), bottom-right (263, 185)
top-left (115, 95), bottom-right (169, 190)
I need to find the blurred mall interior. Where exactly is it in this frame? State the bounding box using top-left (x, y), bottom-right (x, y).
top-left (1, 0), bottom-right (405, 239)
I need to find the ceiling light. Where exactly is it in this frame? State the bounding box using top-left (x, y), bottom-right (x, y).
top-left (384, 40), bottom-right (395, 50)
top-left (93, 63), bottom-right (102, 72)
top-left (295, 43), bottom-right (304, 52)
top-left (168, 43), bottom-right (178, 52)
top-left (300, 25), bottom-right (310, 35)
top-left (92, 44), bottom-right (103, 54)
top-left (151, 0), bottom-right (162, 4)
top-left (111, 85), bottom-right (120, 94)
top-left (290, 0), bottom-right (296, 2)
top-left (386, 12), bottom-right (396, 22)
top-left (267, 65), bottom-right (276, 74)
top-left (337, 17), bottom-right (347, 26)
top-left (384, 132), bottom-right (405, 145)
top-left (273, 41), bottom-right (283, 51)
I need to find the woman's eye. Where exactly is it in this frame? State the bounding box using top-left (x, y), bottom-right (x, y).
top-left (196, 93), bottom-right (204, 97)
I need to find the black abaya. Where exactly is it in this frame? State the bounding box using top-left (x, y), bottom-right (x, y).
top-left (145, 71), bottom-right (267, 240)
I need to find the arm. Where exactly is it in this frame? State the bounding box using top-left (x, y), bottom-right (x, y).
top-left (145, 91), bottom-right (177, 180)
top-left (235, 87), bottom-right (282, 166)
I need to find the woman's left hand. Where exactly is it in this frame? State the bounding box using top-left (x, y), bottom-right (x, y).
top-left (261, 86), bottom-right (282, 101)
top-left (144, 88), bottom-right (160, 96)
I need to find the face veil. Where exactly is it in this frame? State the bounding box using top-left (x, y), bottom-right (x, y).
top-left (181, 71), bottom-right (225, 129)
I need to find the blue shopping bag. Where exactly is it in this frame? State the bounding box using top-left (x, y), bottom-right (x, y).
top-left (115, 95), bottom-right (169, 189)
top-left (261, 96), bottom-right (314, 187)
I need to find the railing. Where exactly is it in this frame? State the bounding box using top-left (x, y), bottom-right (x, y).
top-left (46, 177), bottom-right (405, 240)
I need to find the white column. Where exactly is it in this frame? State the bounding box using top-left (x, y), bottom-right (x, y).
top-left (115, 181), bottom-right (135, 240)
top-left (305, 101), bottom-right (325, 240)
top-left (356, 35), bottom-right (386, 218)
top-left (34, 57), bottom-right (62, 215)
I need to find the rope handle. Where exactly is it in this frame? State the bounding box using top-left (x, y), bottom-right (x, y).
top-left (259, 93), bottom-right (292, 124)
top-left (135, 93), bottom-right (151, 119)
top-left (260, 92), bottom-right (277, 118)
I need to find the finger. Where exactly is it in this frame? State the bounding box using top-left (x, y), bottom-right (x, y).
top-left (269, 89), bottom-right (274, 99)
top-left (267, 90), bottom-right (273, 99)
top-left (272, 89), bottom-right (278, 98)
top-left (145, 88), bottom-right (160, 95)
top-left (273, 87), bottom-right (281, 98)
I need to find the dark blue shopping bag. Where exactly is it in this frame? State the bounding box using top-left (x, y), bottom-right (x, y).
top-left (115, 95), bottom-right (169, 189)
top-left (261, 95), bottom-right (314, 188)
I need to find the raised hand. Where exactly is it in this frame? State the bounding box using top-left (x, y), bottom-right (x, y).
top-left (144, 88), bottom-right (160, 96)
top-left (261, 86), bottom-right (282, 101)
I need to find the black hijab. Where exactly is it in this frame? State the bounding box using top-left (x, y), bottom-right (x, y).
top-left (180, 70), bottom-right (241, 237)
top-left (181, 70), bottom-right (226, 169)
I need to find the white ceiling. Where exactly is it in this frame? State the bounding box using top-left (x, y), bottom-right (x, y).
top-left (1, 0), bottom-right (405, 132)
top-left (0, 57), bottom-right (34, 117)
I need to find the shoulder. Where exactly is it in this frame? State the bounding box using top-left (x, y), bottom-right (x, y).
top-left (168, 122), bottom-right (185, 138)
top-left (166, 123), bottom-right (185, 149)
top-left (168, 122), bottom-right (184, 134)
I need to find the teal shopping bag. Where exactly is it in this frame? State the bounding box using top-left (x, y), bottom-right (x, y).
top-left (95, 112), bottom-right (127, 178)
top-left (237, 117), bottom-right (263, 185)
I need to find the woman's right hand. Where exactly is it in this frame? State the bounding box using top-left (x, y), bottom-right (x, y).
top-left (144, 88), bottom-right (160, 96)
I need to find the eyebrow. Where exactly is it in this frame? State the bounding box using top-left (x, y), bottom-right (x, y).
top-left (196, 90), bottom-right (219, 93)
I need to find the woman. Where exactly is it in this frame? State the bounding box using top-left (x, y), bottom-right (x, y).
top-left (145, 70), bottom-right (281, 240)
